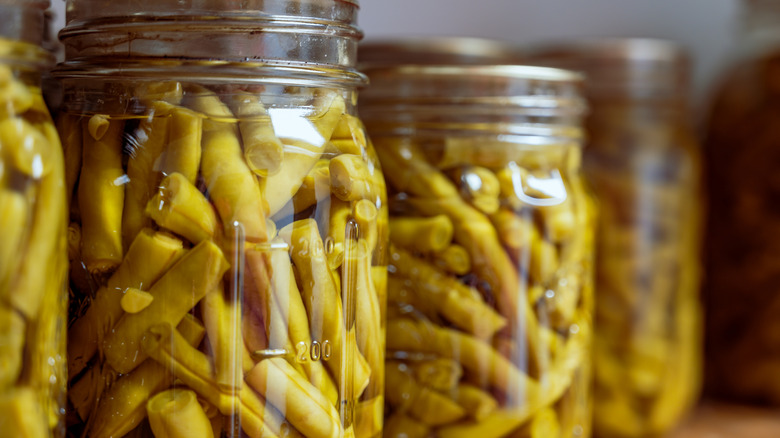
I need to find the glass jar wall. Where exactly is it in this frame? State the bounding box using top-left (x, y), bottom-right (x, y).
top-left (57, 1), bottom-right (387, 437)
top-left (530, 40), bottom-right (704, 437)
top-left (360, 64), bottom-right (594, 438)
top-left (0, 0), bottom-right (68, 437)
top-left (703, 0), bottom-right (780, 404)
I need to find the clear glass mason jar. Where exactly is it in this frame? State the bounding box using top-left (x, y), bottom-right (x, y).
top-left (359, 64), bottom-right (594, 438)
top-left (0, 0), bottom-right (68, 437)
top-left (703, 0), bottom-right (780, 405)
top-left (55, 1), bottom-right (387, 437)
top-left (529, 39), bottom-right (704, 438)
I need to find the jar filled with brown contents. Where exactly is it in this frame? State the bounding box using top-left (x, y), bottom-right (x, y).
top-left (360, 64), bottom-right (594, 438)
top-left (703, 0), bottom-right (780, 404)
top-left (0, 0), bottom-right (68, 436)
top-left (56, 1), bottom-right (387, 437)
top-left (530, 40), bottom-right (704, 437)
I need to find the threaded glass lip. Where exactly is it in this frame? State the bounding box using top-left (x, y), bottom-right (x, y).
top-left (53, 57), bottom-right (368, 87)
top-left (360, 64), bottom-right (585, 115)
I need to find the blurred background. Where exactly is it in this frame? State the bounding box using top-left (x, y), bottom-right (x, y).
top-left (358, 0), bottom-right (737, 101)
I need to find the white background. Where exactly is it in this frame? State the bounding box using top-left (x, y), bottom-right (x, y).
top-left (51, 0), bottom-right (741, 101)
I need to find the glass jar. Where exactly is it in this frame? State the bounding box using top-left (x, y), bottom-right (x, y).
top-left (703, 0), bottom-right (780, 404)
top-left (529, 40), bottom-right (704, 437)
top-left (360, 64), bottom-right (594, 438)
top-left (0, 0), bottom-right (68, 437)
top-left (56, 1), bottom-right (387, 437)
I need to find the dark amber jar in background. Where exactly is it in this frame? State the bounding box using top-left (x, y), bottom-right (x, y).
top-left (530, 39), bottom-right (704, 438)
top-left (703, 0), bottom-right (780, 405)
top-left (0, 0), bottom-right (68, 436)
top-left (56, 1), bottom-right (387, 437)
top-left (360, 62), bottom-right (595, 438)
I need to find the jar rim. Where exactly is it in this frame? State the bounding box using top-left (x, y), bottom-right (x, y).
top-left (62, 0), bottom-right (360, 26)
top-left (359, 36), bottom-right (524, 66)
top-left (528, 38), bottom-right (687, 65)
top-left (525, 38), bottom-right (689, 100)
top-left (360, 64), bottom-right (583, 83)
top-left (52, 58), bottom-right (367, 87)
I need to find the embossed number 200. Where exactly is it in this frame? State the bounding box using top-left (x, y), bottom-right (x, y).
top-left (296, 340), bottom-right (332, 362)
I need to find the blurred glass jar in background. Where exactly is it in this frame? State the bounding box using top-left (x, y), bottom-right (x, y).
top-left (360, 60), bottom-right (595, 438)
top-left (529, 39), bottom-right (704, 437)
top-left (703, 0), bottom-right (780, 405)
top-left (0, 0), bottom-right (68, 436)
top-left (56, 1), bottom-right (387, 437)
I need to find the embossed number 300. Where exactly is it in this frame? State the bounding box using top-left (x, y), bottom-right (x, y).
top-left (296, 340), bottom-right (332, 362)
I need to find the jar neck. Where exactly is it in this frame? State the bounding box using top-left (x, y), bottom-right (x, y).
top-left (360, 65), bottom-right (585, 143)
top-left (58, 0), bottom-right (363, 86)
top-left (741, 0), bottom-right (780, 48)
top-left (0, 1), bottom-right (48, 45)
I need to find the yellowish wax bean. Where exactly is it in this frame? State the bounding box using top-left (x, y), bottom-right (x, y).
top-left (389, 245), bottom-right (506, 339)
top-left (385, 362), bottom-right (466, 427)
top-left (0, 117), bottom-right (52, 179)
top-left (449, 166), bottom-right (501, 214)
top-left (0, 78), bottom-right (34, 119)
top-left (490, 209), bottom-right (534, 251)
top-left (326, 138), bottom-right (363, 156)
top-left (431, 244), bottom-right (471, 276)
top-left (344, 239), bottom-right (384, 398)
top-left (326, 197), bottom-right (351, 269)
top-left (264, 247), bottom-right (339, 406)
top-left (530, 231), bottom-right (559, 285)
top-left (135, 81), bottom-right (184, 105)
top-left (103, 239), bottom-right (229, 374)
top-left (147, 172), bottom-right (218, 245)
top-left (515, 408), bottom-right (561, 438)
top-left (331, 113), bottom-right (367, 150)
top-left (228, 92), bottom-right (284, 177)
top-left (120, 287), bottom-right (154, 314)
top-left (264, 92), bottom-right (344, 215)
top-left (78, 115), bottom-right (125, 274)
top-left (201, 284), bottom-right (245, 391)
top-left (278, 219), bottom-right (350, 396)
top-left (410, 359), bottom-right (463, 392)
top-left (0, 387), bottom-right (49, 438)
top-left (85, 314), bottom-right (206, 438)
top-left (56, 113), bottom-right (82, 204)
top-left (8, 119), bottom-right (66, 319)
top-left (122, 101), bottom-right (173, 249)
top-left (354, 396), bottom-right (384, 438)
top-left (436, 409), bottom-right (531, 438)
top-left (0, 189), bottom-right (27, 292)
top-left (352, 199), bottom-right (379, 254)
top-left (67, 229), bottom-right (185, 380)
top-left (384, 413), bottom-right (429, 438)
top-left (290, 159), bottom-right (330, 214)
top-left (147, 388), bottom-right (214, 438)
top-left (158, 105), bottom-right (202, 184)
top-left (389, 215), bottom-right (453, 254)
top-left (0, 305), bottom-right (25, 388)
top-left (386, 319), bottom-right (537, 397)
top-left (247, 358), bottom-right (343, 438)
top-left (537, 201), bottom-right (577, 243)
top-left (188, 89), bottom-right (269, 243)
top-left (142, 323), bottom-right (284, 438)
top-left (452, 384), bottom-right (499, 421)
top-left (330, 153), bottom-right (376, 202)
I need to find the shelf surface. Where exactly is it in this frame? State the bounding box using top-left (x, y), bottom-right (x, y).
top-left (667, 402), bottom-right (780, 438)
